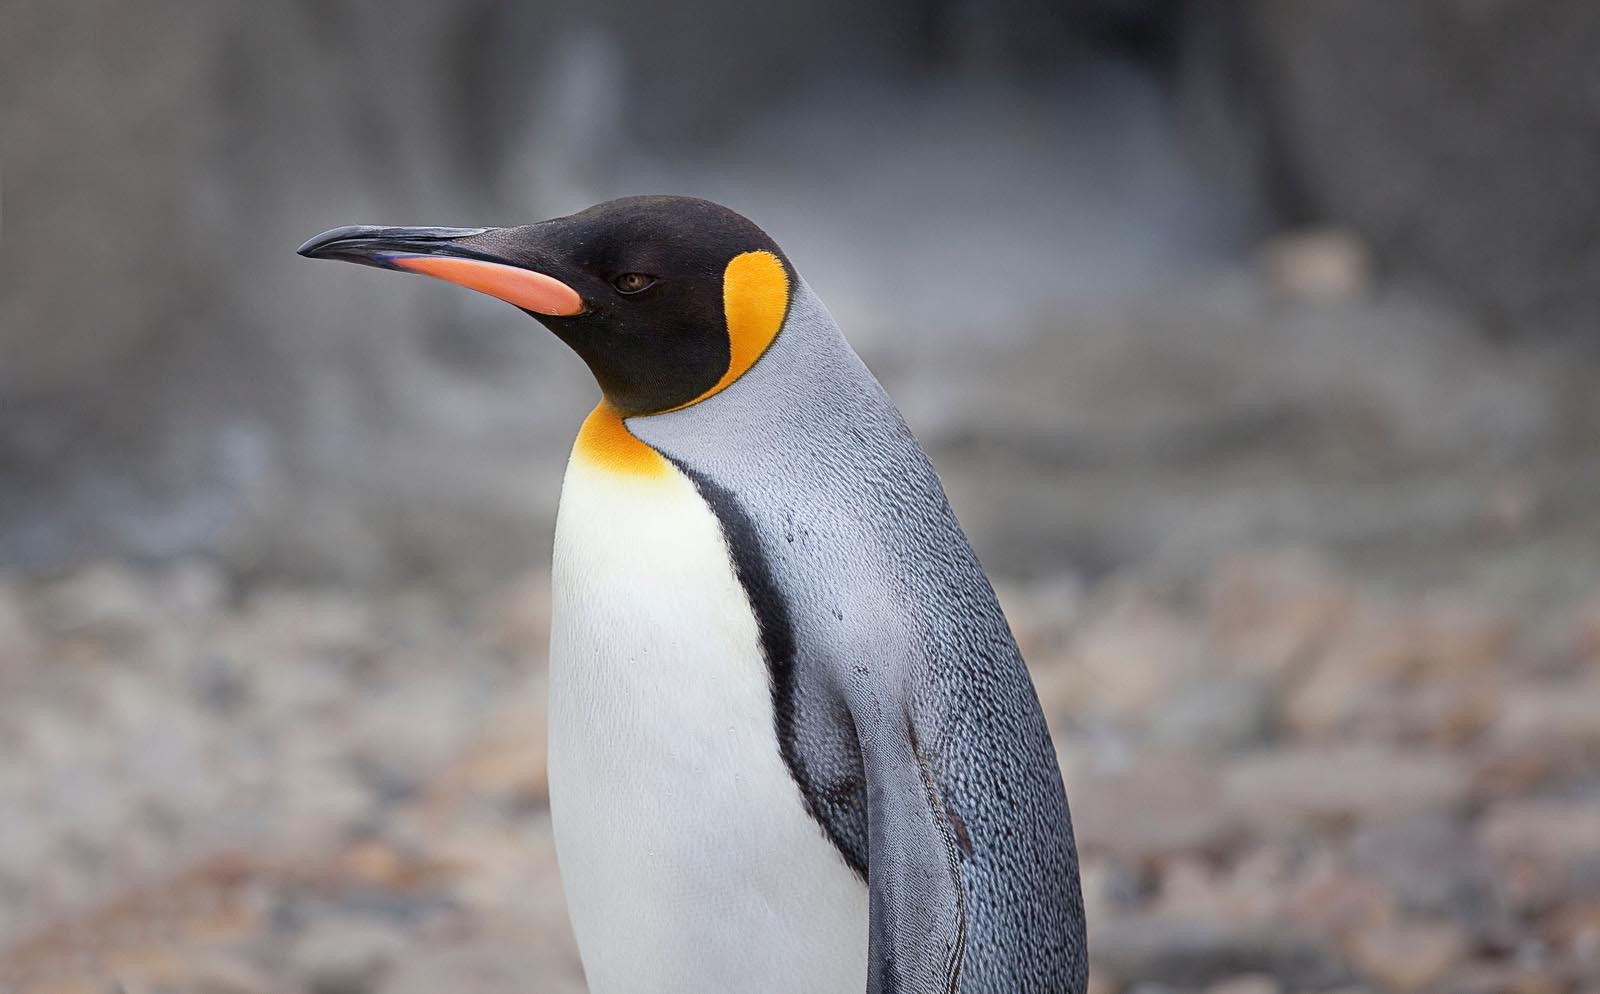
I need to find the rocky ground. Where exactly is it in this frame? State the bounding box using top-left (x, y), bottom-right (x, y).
top-left (1, 551), bottom-right (1597, 994)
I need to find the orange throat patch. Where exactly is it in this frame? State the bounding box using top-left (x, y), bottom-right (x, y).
top-left (572, 403), bottom-right (670, 477)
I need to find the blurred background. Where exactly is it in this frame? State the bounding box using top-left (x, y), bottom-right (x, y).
top-left (2, 2), bottom-right (1598, 992)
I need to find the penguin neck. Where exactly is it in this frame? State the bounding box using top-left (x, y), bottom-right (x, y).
top-left (572, 401), bottom-right (672, 477)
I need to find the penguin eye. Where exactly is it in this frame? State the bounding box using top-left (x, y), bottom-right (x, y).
top-left (612, 273), bottom-right (656, 295)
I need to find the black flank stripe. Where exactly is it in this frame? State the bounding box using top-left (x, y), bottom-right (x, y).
top-left (669, 459), bottom-right (867, 879)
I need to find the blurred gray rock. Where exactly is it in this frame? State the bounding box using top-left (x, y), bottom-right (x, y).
top-left (1090, 917), bottom-right (1347, 991)
top-left (290, 916), bottom-right (405, 994)
top-left (1478, 800), bottom-right (1600, 912)
top-left (1343, 918), bottom-right (1468, 994)
top-left (1149, 674), bottom-right (1273, 752)
top-left (1222, 746), bottom-right (1471, 832)
top-left (1203, 975), bottom-right (1281, 994)
top-left (1074, 758), bottom-right (1242, 863)
top-left (381, 940), bottom-right (587, 994)
top-left (1216, 1), bottom-right (1600, 338)
top-left (4, 2), bottom-right (1597, 596)
top-left (1346, 816), bottom-right (1501, 926)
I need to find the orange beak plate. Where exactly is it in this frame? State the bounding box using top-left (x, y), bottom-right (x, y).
top-left (392, 255), bottom-right (585, 317)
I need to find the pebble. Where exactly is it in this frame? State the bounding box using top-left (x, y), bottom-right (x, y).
top-left (381, 940), bottom-right (587, 994)
top-left (1494, 680), bottom-right (1600, 750)
top-left (1089, 917), bottom-right (1347, 991)
top-left (1204, 973), bottom-right (1282, 994)
top-left (1073, 758), bottom-right (1240, 863)
top-left (1206, 550), bottom-right (1355, 680)
top-left (1571, 587), bottom-right (1600, 663)
top-left (1149, 675), bottom-right (1274, 753)
top-left (1345, 815), bottom-right (1497, 920)
top-left (1222, 746), bottom-right (1471, 832)
top-left (0, 581), bottom-right (39, 666)
top-left (483, 570), bottom-right (553, 659)
top-left (0, 558), bottom-right (1587, 994)
top-left (1410, 596), bottom-right (1517, 676)
top-left (1479, 801), bottom-right (1600, 864)
top-left (1479, 801), bottom-right (1600, 910)
top-left (289, 916), bottom-right (406, 994)
top-left (1344, 919), bottom-right (1468, 992)
top-left (1055, 597), bottom-right (1217, 722)
top-left (1261, 229), bottom-right (1371, 302)
top-left (1448, 961), bottom-right (1575, 994)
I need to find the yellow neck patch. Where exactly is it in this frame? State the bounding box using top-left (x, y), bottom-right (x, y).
top-left (573, 401), bottom-right (669, 477)
top-left (573, 249), bottom-right (790, 475)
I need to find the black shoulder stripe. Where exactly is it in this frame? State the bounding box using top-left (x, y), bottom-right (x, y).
top-left (668, 458), bottom-right (867, 879)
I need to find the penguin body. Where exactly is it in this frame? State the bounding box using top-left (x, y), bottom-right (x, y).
top-left (548, 404), bottom-right (870, 993)
top-left (299, 197), bottom-right (1087, 994)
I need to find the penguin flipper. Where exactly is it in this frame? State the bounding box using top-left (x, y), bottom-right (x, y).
top-left (857, 689), bottom-right (967, 994)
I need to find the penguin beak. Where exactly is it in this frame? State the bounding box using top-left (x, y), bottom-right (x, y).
top-left (296, 224), bottom-right (586, 317)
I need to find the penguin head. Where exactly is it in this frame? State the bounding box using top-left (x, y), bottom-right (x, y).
top-left (298, 196), bottom-right (795, 416)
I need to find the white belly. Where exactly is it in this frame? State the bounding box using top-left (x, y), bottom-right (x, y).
top-left (547, 452), bottom-right (869, 994)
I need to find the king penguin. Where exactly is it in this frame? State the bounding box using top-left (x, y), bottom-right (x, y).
top-left (298, 196), bottom-right (1086, 994)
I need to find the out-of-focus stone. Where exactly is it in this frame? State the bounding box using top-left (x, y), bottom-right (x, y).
top-left (1447, 961), bottom-right (1573, 994)
top-left (1480, 801), bottom-right (1600, 865)
top-left (484, 571), bottom-right (553, 660)
top-left (290, 916), bottom-right (405, 994)
top-left (1262, 230), bottom-right (1371, 303)
top-left (1085, 965), bottom-right (1123, 994)
top-left (1471, 741), bottom-right (1567, 797)
top-left (1570, 587), bottom-right (1600, 664)
top-left (1544, 896), bottom-right (1600, 961)
top-left (331, 838), bottom-right (441, 890)
top-left (1494, 680), bottom-right (1600, 751)
top-left (423, 690), bottom-right (550, 810)
top-left (1282, 859), bottom-right (1395, 936)
top-left (1472, 797), bottom-right (1600, 915)
top-left (0, 580), bottom-right (38, 668)
top-left (242, 588), bottom-right (376, 658)
top-left (381, 939), bottom-right (588, 994)
top-left (1207, 550), bottom-right (1356, 681)
top-left (1280, 654), bottom-right (1379, 740)
top-left (38, 562), bottom-right (154, 638)
top-left (1151, 849), bottom-right (1291, 927)
top-left (1149, 675), bottom-right (1274, 753)
top-left (1053, 595), bottom-right (1216, 724)
top-left (1386, 678), bottom-right (1504, 747)
top-left (184, 955), bottom-right (275, 994)
top-left (1345, 816), bottom-right (1495, 921)
top-left (1281, 605), bottom-right (1433, 740)
top-left (996, 573), bottom-right (1084, 663)
top-left (1478, 802), bottom-right (1600, 909)
top-left (1344, 919), bottom-right (1468, 993)
top-left (1204, 973), bottom-right (1282, 994)
top-left (1073, 758), bottom-right (1240, 864)
top-left (1222, 746), bottom-right (1470, 832)
top-left (1314, 609), bottom-right (1419, 682)
top-left (1411, 595), bottom-right (1518, 676)
top-left (158, 558), bottom-right (229, 615)
top-left (1089, 917), bottom-right (1346, 991)
top-left (1480, 477), bottom-right (1540, 535)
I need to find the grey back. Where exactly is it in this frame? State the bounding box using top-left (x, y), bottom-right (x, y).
top-left (629, 283), bottom-right (1087, 993)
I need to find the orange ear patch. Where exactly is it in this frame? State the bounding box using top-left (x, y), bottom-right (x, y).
top-left (573, 402), bottom-right (670, 476)
top-left (678, 250), bottom-right (790, 409)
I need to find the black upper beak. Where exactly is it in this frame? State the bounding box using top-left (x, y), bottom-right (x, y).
top-left (297, 222), bottom-right (588, 317)
top-left (295, 225), bottom-right (492, 268)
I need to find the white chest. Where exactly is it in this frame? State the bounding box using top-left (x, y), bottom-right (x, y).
top-left (546, 454), bottom-right (868, 994)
